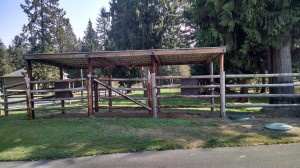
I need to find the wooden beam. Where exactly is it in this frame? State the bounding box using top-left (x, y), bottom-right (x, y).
top-left (94, 79), bottom-right (151, 111)
top-left (94, 81), bottom-right (99, 112)
top-left (151, 73), bottom-right (157, 118)
top-left (27, 60), bottom-right (35, 119)
top-left (108, 70), bottom-right (112, 112)
top-left (59, 67), bottom-right (65, 114)
top-left (155, 75), bottom-right (220, 80)
top-left (220, 71), bottom-right (226, 118)
top-left (210, 61), bottom-right (215, 112)
top-left (219, 53), bottom-right (224, 73)
top-left (151, 55), bottom-right (157, 73)
top-left (87, 58), bottom-right (93, 116)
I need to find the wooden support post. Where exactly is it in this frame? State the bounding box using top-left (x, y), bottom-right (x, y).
top-left (219, 54), bottom-right (226, 117)
top-left (148, 55), bottom-right (157, 115)
top-left (59, 67), bottom-right (65, 114)
top-left (108, 70), bottom-right (112, 112)
top-left (80, 69), bottom-right (84, 103)
top-left (94, 81), bottom-right (99, 112)
top-left (219, 53), bottom-right (224, 72)
top-left (151, 73), bottom-right (157, 118)
top-left (210, 61), bottom-right (215, 112)
top-left (156, 66), bottom-right (161, 113)
top-left (147, 74), bottom-right (152, 114)
top-left (87, 58), bottom-right (93, 117)
top-left (24, 76), bottom-right (32, 120)
top-left (27, 60), bottom-right (35, 119)
top-left (3, 85), bottom-right (8, 116)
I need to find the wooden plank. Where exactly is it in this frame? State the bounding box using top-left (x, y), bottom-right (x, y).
top-left (219, 53), bottom-right (224, 72)
top-left (156, 85), bottom-right (220, 89)
top-left (226, 94), bottom-right (300, 98)
top-left (59, 67), bottom-right (65, 114)
top-left (23, 53), bottom-right (87, 60)
top-left (220, 71), bottom-right (226, 118)
top-left (3, 85), bottom-right (8, 116)
top-left (151, 73), bottom-right (157, 118)
top-left (7, 99), bottom-right (27, 105)
top-left (23, 48), bottom-right (226, 60)
top-left (158, 105), bottom-right (218, 108)
top-left (6, 108), bottom-right (28, 112)
top-left (3, 91), bottom-right (26, 97)
top-left (4, 82), bottom-right (26, 89)
top-left (30, 78), bottom-right (86, 84)
top-left (226, 73), bottom-right (300, 78)
top-left (97, 78), bottom-right (147, 81)
top-left (27, 60), bottom-right (34, 119)
top-left (108, 70), bottom-right (112, 112)
top-left (98, 106), bottom-right (146, 110)
top-left (94, 79), bottom-right (151, 111)
top-left (32, 106), bottom-right (88, 111)
top-left (226, 104), bottom-right (300, 107)
top-left (99, 97), bottom-right (148, 100)
top-left (94, 81), bottom-right (99, 112)
top-left (226, 83), bottom-right (300, 88)
top-left (114, 88), bottom-right (147, 91)
top-left (87, 58), bottom-right (93, 116)
top-left (31, 96), bottom-right (87, 102)
top-left (30, 87), bottom-right (86, 93)
top-left (157, 95), bottom-right (220, 98)
top-left (156, 75), bottom-right (220, 80)
top-left (210, 61), bottom-right (215, 112)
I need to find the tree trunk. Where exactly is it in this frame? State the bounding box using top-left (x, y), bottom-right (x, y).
top-left (268, 45), bottom-right (294, 104)
top-left (237, 78), bottom-right (250, 103)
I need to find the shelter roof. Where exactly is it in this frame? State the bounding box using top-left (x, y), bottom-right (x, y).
top-left (23, 47), bottom-right (226, 69)
top-left (3, 69), bottom-right (26, 78)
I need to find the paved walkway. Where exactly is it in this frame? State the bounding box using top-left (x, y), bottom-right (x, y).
top-left (1, 143), bottom-right (300, 168)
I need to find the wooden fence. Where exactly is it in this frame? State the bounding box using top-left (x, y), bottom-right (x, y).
top-left (225, 73), bottom-right (300, 108)
top-left (2, 72), bottom-right (300, 118)
top-left (94, 77), bottom-right (149, 112)
top-left (1, 77), bottom-right (88, 117)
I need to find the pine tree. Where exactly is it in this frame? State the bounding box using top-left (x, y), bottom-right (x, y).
top-left (0, 39), bottom-right (15, 84)
top-left (96, 7), bottom-right (111, 50)
top-left (21, 0), bottom-right (77, 81)
top-left (107, 0), bottom-right (188, 90)
top-left (7, 35), bottom-right (28, 70)
top-left (81, 20), bottom-right (99, 52)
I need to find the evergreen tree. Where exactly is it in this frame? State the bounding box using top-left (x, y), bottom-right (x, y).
top-left (21, 0), bottom-right (77, 81)
top-left (108, 0), bottom-right (187, 90)
top-left (187, 0), bottom-right (300, 103)
top-left (96, 7), bottom-right (111, 50)
top-left (7, 35), bottom-right (28, 70)
top-left (81, 20), bottom-right (99, 52)
top-left (0, 39), bottom-right (15, 84)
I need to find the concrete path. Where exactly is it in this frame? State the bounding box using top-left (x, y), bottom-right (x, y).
top-left (1, 143), bottom-right (300, 168)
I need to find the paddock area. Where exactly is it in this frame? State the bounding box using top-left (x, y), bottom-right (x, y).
top-left (2, 47), bottom-right (300, 119)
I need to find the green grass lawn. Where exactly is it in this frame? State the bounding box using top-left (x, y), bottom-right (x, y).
top-left (1, 89), bottom-right (300, 161)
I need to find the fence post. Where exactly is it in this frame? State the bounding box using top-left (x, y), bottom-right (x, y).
top-left (210, 61), bottom-right (215, 112)
top-left (94, 80), bottom-right (99, 112)
top-left (151, 73), bottom-right (157, 118)
top-left (3, 85), bottom-right (8, 116)
top-left (24, 76), bottom-right (32, 120)
top-left (220, 71), bottom-right (226, 117)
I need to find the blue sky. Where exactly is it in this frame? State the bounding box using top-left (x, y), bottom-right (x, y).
top-left (0, 0), bottom-right (110, 47)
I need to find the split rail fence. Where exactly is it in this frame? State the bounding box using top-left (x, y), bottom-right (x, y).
top-left (2, 73), bottom-right (300, 118)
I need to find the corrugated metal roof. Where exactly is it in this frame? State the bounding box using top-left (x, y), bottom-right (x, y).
top-left (23, 47), bottom-right (226, 69)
